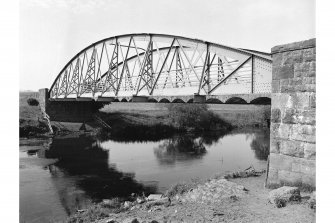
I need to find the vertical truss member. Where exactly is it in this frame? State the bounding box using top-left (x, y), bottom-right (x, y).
top-left (136, 36), bottom-right (154, 94)
top-left (218, 57), bottom-right (225, 82)
top-left (175, 48), bottom-right (185, 88)
top-left (102, 40), bottom-right (119, 95)
top-left (80, 48), bottom-right (96, 96)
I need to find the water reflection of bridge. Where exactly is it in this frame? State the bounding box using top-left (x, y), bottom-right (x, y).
top-left (43, 134), bottom-right (157, 215)
top-left (153, 129), bottom-right (269, 166)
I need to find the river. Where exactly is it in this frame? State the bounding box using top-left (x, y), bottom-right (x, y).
top-left (19, 128), bottom-right (269, 223)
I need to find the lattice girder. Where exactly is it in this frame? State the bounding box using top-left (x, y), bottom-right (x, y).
top-left (49, 33), bottom-right (272, 98)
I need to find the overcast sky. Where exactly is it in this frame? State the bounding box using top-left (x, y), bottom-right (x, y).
top-left (20, 0), bottom-right (315, 91)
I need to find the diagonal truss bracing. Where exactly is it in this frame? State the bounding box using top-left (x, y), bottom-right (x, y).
top-left (49, 33), bottom-right (272, 99)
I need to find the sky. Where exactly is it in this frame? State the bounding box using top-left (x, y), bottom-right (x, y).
top-left (19, 0), bottom-right (315, 91)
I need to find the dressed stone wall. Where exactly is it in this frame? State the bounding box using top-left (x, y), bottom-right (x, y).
top-left (266, 38), bottom-right (316, 189)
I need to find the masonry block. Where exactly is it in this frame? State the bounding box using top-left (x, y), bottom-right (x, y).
top-left (271, 93), bottom-right (315, 110)
top-left (268, 153), bottom-right (293, 172)
top-left (271, 93), bottom-right (290, 109)
top-left (272, 53), bottom-right (283, 67)
top-left (290, 124), bottom-right (316, 143)
top-left (272, 80), bottom-right (281, 93)
top-left (282, 108), bottom-right (315, 125)
top-left (289, 93), bottom-right (315, 109)
top-left (281, 50), bottom-right (303, 65)
top-left (281, 108), bottom-right (295, 124)
top-left (304, 143), bottom-right (316, 160)
top-left (271, 108), bottom-right (281, 123)
top-left (302, 174), bottom-right (316, 187)
top-left (294, 61), bottom-right (316, 78)
top-left (193, 94), bottom-right (206, 103)
top-left (280, 78), bottom-right (289, 87)
top-left (273, 64), bottom-right (294, 80)
top-left (280, 78), bottom-right (316, 93)
top-left (272, 123), bottom-right (291, 140)
top-left (132, 95), bottom-right (149, 102)
top-left (278, 170), bottom-right (303, 184)
top-left (270, 138), bottom-right (280, 154)
top-left (279, 140), bottom-right (305, 158)
top-left (302, 48), bottom-right (316, 63)
top-left (291, 158), bottom-right (315, 175)
top-left (267, 168), bottom-right (280, 185)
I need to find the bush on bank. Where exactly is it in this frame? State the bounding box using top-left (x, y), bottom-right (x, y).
top-left (167, 104), bottom-right (231, 132)
top-left (27, 98), bottom-right (39, 106)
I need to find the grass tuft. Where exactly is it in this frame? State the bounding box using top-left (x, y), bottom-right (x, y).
top-left (165, 178), bottom-right (201, 198)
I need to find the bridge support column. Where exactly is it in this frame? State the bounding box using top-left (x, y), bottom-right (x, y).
top-left (193, 94), bottom-right (206, 103)
top-left (39, 88), bottom-right (49, 114)
top-left (132, 95), bottom-right (149, 102)
top-left (266, 39), bottom-right (316, 189)
top-left (97, 96), bottom-right (115, 102)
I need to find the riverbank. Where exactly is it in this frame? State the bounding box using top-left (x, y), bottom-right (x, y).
top-left (100, 102), bottom-right (271, 129)
top-left (68, 170), bottom-right (315, 223)
top-left (96, 104), bottom-right (233, 142)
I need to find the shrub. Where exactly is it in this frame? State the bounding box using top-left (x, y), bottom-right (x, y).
top-left (167, 104), bottom-right (230, 131)
top-left (167, 104), bottom-right (207, 129)
top-left (27, 98), bottom-right (39, 106)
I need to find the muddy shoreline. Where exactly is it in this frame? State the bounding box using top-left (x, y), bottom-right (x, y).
top-left (68, 171), bottom-right (315, 223)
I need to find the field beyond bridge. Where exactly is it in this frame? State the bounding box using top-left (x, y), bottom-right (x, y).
top-left (100, 102), bottom-right (271, 129)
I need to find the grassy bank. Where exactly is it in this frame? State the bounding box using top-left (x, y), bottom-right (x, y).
top-left (100, 102), bottom-right (271, 129)
top-left (96, 103), bottom-right (233, 141)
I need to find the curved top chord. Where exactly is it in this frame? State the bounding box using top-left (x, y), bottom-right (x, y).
top-left (50, 33), bottom-right (272, 99)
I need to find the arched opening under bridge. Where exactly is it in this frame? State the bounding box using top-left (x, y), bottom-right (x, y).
top-left (172, 99), bottom-right (185, 103)
top-left (148, 98), bottom-right (158, 103)
top-left (225, 97), bottom-right (247, 104)
top-left (250, 97), bottom-right (271, 105)
top-left (159, 98), bottom-right (170, 103)
top-left (206, 98), bottom-right (223, 104)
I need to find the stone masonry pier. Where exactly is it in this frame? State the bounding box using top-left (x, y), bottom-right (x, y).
top-left (266, 39), bottom-right (316, 189)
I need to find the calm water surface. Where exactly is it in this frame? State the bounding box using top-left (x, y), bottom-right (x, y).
top-left (20, 128), bottom-right (269, 223)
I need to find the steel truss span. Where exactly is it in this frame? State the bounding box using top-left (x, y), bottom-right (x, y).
top-left (49, 33), bottom-right (272, 99)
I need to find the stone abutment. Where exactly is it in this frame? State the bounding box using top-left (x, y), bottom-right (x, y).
top-left (266, 38), bottom-right (316, 189)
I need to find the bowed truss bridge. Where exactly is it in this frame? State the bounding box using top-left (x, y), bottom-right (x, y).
top-left (49, 33), bottom-right (272, 102)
